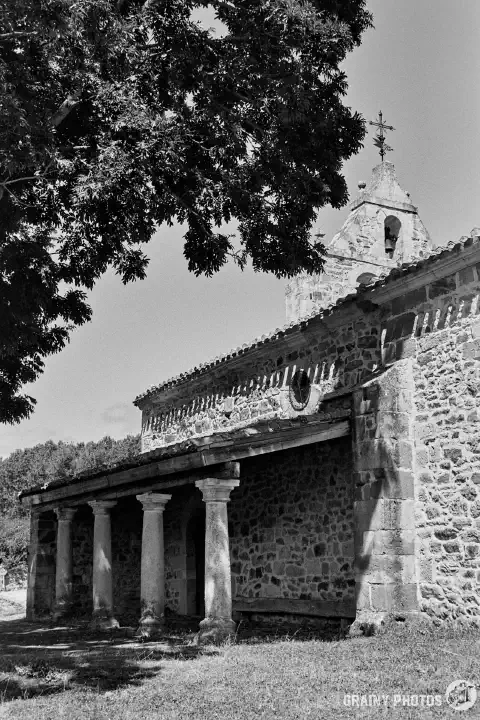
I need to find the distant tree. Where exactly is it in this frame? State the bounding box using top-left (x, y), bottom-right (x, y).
top-left (0, 434), bottom-right (140, 516)
top-left (0, 433), bottom-right (141, 570)
top-left (0, 0), bottom-right (372, 423)
top-left (73, 433), bottom-right (140, 473)
top-left (0, 516), bottom-right (29, 571)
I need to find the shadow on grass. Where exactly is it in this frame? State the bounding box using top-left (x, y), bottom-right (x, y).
top-left (0, 617), bottom-right (218, 702)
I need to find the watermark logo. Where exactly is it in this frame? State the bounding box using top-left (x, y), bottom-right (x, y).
top-left (445, 680), bottom-right (477, 712)
top-left (341, 681), bottom-right (477, 711)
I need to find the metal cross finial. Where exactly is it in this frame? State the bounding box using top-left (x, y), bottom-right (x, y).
top-left (369, 111), bottom-right (394, 161)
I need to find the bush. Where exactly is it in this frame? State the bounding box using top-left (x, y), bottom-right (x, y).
top-left (0, 516), bottom-right (30, 571)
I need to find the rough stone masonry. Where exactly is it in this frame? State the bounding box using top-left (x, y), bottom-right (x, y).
top-left (20, 162), bottom-right (480, 638)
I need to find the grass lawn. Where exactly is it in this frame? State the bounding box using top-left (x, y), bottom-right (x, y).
top-left (0, 617), bottom-right (478, 720)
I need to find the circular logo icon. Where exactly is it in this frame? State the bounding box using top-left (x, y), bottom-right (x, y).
top-left (445, 680), bottom-right (477, 712)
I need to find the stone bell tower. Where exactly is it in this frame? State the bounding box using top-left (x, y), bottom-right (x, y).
top-left (285, 161), bottom-right (433, 323)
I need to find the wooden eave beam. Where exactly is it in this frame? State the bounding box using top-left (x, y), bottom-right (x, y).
top-left (21, 419), bottom-right (350, 509)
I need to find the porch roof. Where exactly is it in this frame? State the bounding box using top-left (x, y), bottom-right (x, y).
top-left (19, 415), bottom-right (350, 511)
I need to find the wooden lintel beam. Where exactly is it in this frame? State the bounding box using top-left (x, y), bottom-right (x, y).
top-left (233, 596), bottom-right (355, 619)
top-left (33, 476), bottom-right (194, 513)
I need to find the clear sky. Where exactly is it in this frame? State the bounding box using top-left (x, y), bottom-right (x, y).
top-left (1, 0), bottom-right (479, 458)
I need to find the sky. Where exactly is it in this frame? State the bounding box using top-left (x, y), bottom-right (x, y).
top-left (1, 0), bottom-right (480, 458)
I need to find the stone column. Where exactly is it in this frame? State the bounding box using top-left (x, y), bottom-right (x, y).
top-left (136, 492), bottom-right (172, 637)
top-left (53, 507), bottom-right (76, 621)
top-left (351, 356), bottom-right (419, 635)
top-left (26, 510), bottom-right (41, 621)
top-left (89, 500), bottom-right (119, 630)
top-left (195, 478), bottom-right (240, 642)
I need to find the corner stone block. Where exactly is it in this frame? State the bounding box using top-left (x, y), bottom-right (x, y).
top-left (355, 530), bottom-right (375, 557)
top-left (354, 469), bottom-right (414, 501)
top-left (362, 555), bottom-right (417, 585)
top-left (355, 578), bottom-right (371, 613)
top-left (395, 388), bottom-right (414, 414)
top-left (351, 357), bottom-right (419, 628)
top-left (379, 469), bottom-right (415, 500)
top-left (395, 337), bottom-right (417, 360)
top-left (393, 440), bottom-right (414, 470)
top-left (352, 385), bottom-right (379, 417)
top-left (376, 412), bottom-right (411, 439)
top-left (383, 499), bottom-right (415, 532)
top-left (353, 500), bottom-right (385, 533)
top-left (355, 438), bottom-right (396, 472)
top-left (372, 530), bottom-right (416, 556)
top-left (379, 361), bottom-right (414, 396)
top-left (370, 583), bottom-right (419, 614)
top-left (354, 500), bottom-right (415, 534)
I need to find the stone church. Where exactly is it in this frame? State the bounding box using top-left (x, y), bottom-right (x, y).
top-left (21, 161), bottom-right (480, 638)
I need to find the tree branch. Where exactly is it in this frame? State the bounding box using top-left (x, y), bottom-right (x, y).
top-left (2, 175), bottom-right (47, 187)
top-left (51, 91), bottom-right (81, 128)
top-left (0, 31), bottom-right (37, 41)
top-left (169, 190), bottom-right (213, 237)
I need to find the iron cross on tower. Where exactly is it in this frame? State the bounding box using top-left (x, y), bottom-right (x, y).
top-left (369, 111), bottom-right (394, 161)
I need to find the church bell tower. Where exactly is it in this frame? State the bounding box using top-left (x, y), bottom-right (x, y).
top-left (285, 160), bottom-right (433, 323)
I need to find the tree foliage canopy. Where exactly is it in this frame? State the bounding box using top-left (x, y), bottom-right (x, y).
top-left (0, 433), bottom-right (140, 570)
top-left (0, 433), bottom-right (140, 517)
top-left (0, 0), bottom-right (372, 423)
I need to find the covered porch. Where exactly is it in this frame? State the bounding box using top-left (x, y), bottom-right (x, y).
top-left (21, 417), bottom-right (351, 641)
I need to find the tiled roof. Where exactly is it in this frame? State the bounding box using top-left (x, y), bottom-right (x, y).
top-left (20, 414), bottom-right (345, 499)
top-left (133, 232), bottom-right (480, 405)
top-left (19, 440), bottom-right (199, 498)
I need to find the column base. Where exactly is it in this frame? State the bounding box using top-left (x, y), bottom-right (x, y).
top-left (349, 610), bottom-right (420, 637)
top-left (135, 615), bottom-right (165, 639)
top-left (349, 612), bottom-right (387, 637)
top-left (195, 617), bottom-right (237, 645)
top-left (89, 613), bottom-right (120, 631)
top-left (52, 600), bottom-right (73, 623)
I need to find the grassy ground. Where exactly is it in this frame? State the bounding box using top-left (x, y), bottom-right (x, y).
top-left (0, 615), bottom-right (478, 720)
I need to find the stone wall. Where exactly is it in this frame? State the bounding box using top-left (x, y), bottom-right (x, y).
top-left (371, 259), bottom-right (480, 625)
top-left (111, 501), bottom-right (142, 623)
top-left (285, 257), bottom-right (358, 324)
top-left (414, 318), bottom-right (480, 625)
top-left (228, 437), bottom-right (355, 610)
top-left (140, 318), bottom-right (381, 452)
top-left (27, 511), bottom-right (56, 619)
top-left (71, 508), bottom-right (93, 616)
top-left (163, 486), bottom-right (202, 615)
top-left (71, 502), bottom-right (143, 623)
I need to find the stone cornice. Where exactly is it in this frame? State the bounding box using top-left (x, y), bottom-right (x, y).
top-left (136, 492), bottom-right (172, 511)
top-left (195, 478), bottom-right (240, 503)
top-left (349, 196), bottom-right (417, 214)
top-left (89, 500), bottom-right (117, 515)
top-left (54, 507), bottom-right (77, 522)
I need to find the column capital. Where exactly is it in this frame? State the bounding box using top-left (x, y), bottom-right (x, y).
top-left (136, 493), bottom-right (172, 512)
top-left (195, 478), bottom-right (240, 503)
top-left (54, 507), bottom-right (77, 522)
top-left (89, 500), bottom-right (117, 516)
